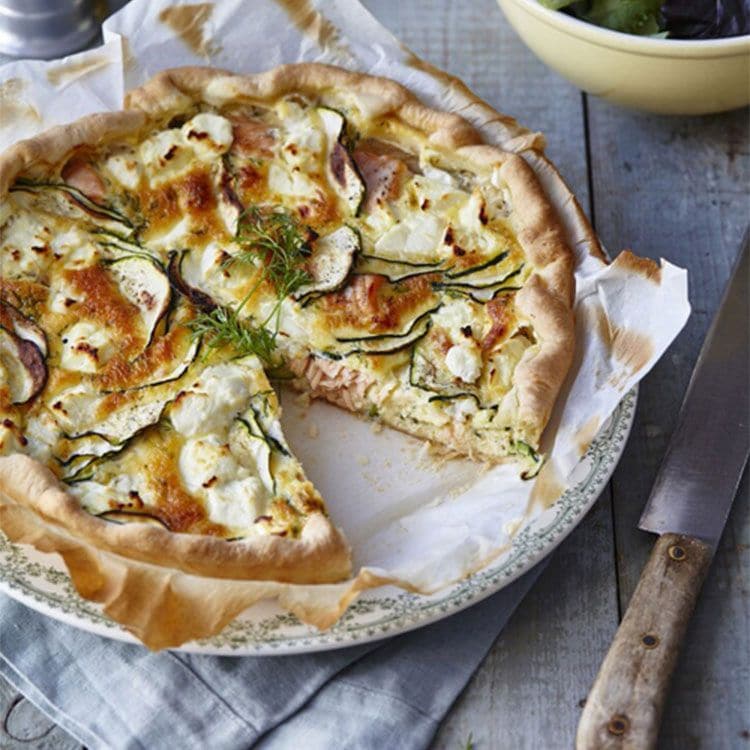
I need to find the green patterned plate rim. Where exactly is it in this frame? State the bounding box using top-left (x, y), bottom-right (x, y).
top-left (0, 389), bottom-right (636, 655)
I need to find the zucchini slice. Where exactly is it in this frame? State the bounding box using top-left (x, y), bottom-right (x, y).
top-left (61, 444), bottom-right (129, 483)
top-left (229, 415), bottom-right (275, 494)
top-left (248, 392), bottom-right (291, 457)
top-left (318, 107), bottom-right (365, 216)
top-left (60, 454), bottom-right (103, 480)
top-left (60, 348), bottom-right (219, 480)
top-left (103, 330), bottom-right (201, 393)
top-left (335, 321), bottom-right (433, 357)
top-left (84, 399), bottom-right (170, 443)
top-left (355, 254), bottom-right (444, 282)
top-left (96, 510), bottom-right (171, 529)
top-left (60, 388), bottom-right (174, 445)
top-left (327, 306), bottom-right (439, 358)
top-left (107, 255), bottom-right (171, 347)
top-left (423, 392), bottom-right (482, 406)
top-left (0, 326), bottom-right (47, 405)
top-left (59, 429), bottom-right (133, 482)
top-left (219, 161), bottom-right (243, 237)
top-left (57, 431), bottom-right (120, 466)
top-left (409, 329), bottom-right (480, 400)
top-left (167, 250), bottom-right (218, 312)
top-left (64, 456), bottom-right (116, 484)
top-left (360, 253), bottom-right (444, 270)
top-left (433, 266), bottom-right (524, 301)
top-left (515, 441), bottom-right (543, 480)
top-left (92, 229), bottom-right (158, 261)
top-left (335, 302), bottom-right (442, 344)
top-left (10, 179), bottom-right (134, 235)
top-left (445, 249), bottom-right (509, 282)
top-left (0, 301), bottom-right (47, 356)
top-left (293, 225), bottom-right (360, 301)
top-left (435, 285), bottom-right (522, 305)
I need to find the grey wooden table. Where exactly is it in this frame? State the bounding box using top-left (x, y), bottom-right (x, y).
top-left (1, 1), bottom-right (748, 748)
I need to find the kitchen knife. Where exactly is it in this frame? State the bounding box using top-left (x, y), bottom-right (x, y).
top-left (577, 229), bottom-right (749, 750)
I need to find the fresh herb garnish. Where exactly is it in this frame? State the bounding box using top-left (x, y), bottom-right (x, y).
top-left (190, 206), bottom-right (312, 365)
top-left (231, 206), bottom-right (313, 299)
top-left (190, 306), bottom-right (278, 365)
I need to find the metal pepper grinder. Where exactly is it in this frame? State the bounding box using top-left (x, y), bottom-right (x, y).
top-left (0, 0), bottom-right (99, 59)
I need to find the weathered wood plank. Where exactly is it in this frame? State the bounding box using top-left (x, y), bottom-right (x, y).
top-left (586, 97), bottom-right (750, 748)
top-left (0, 1), bottom-right (620, 748)
top-left (433, 493), bottom-right (619, 750)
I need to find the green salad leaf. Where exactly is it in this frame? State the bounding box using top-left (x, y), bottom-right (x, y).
top-left (539, 0), bottom-right (579, 8)
top-left (540, 0), bottom-right (664, 35)
top-left (584, 0), bottom-right (662, 35)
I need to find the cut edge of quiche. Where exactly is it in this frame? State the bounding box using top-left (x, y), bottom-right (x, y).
top-left (0, 64), bottom-right (575, 585)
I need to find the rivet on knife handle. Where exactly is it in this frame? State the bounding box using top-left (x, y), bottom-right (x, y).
top-left (576, 532), bottom-right (713, 750)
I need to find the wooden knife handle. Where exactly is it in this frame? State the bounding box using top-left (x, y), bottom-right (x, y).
top-left (576, 533), bottom-right (713, 750)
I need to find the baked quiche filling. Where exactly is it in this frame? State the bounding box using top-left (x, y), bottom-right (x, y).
top-left (0, 95), bottom-right (548, 539)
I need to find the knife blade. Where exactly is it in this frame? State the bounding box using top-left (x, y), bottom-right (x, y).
top-left (639, 227), bottom-right (749, 545)
top-left (577, 229), bottom-right (750, 750)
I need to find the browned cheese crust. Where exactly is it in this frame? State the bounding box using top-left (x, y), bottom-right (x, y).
top-left (0, 63), bottom-right (574, 587)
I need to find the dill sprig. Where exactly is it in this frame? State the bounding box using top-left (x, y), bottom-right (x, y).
top-left (190, 205), bottom-right (312, 364)
top-left (231, 206), bottom-right (313, 299)
top-left (191, 306), bottom-right (279, 367)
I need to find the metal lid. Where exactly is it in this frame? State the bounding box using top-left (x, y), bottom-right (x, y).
top-left (0, 0), bottom-right (98, 59)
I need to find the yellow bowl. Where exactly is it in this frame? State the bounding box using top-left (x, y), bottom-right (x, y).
top-left (497, 0), bottom-right (750, 114)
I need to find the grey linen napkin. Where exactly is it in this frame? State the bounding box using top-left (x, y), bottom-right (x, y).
top-left (0, 562), bottom-right (544, 749)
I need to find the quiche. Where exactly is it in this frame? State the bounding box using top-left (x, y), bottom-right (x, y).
top-left (0, 64), bottom-right (574, 584)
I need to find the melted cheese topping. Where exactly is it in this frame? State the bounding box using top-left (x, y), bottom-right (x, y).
top-left (446, 344), bottom-right (482, 384)
top-left (0, 102), bottom-right (541, 538)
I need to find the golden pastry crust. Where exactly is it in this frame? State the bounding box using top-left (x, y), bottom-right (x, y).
top-left (0, 63), bottom-right (574, 588)
top-left (0, 111), bottom-right (147, 196)
top-left (0, 455), bottom-right (351, 583)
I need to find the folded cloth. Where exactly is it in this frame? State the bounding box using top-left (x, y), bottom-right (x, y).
top-left (0, 562), bottom-right (545, 750)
